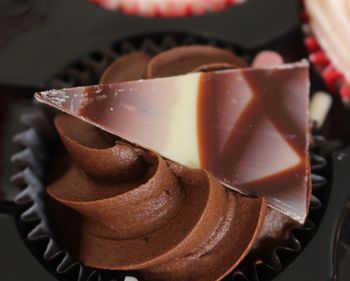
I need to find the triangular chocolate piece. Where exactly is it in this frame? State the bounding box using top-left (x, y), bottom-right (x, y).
top-left (35, 61), bottom-right (310, 223)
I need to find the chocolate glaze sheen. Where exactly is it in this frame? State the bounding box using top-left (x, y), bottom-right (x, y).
top-left (47, 46), bottom-right (302, 281)
top-left (198, 65), bottom-right (310, 221)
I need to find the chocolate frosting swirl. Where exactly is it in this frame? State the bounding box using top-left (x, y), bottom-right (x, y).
top-left (47, 45), bottom-right (298, 281)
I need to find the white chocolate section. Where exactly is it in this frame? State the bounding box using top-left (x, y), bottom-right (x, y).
top-left (305, 0), bottom-right (350, 83)
top-left (161, 74), bottom-right (200, 168)
top-left (310, 91), bottom-right (333, 129)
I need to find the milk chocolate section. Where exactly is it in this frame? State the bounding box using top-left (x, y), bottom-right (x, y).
top-left (35, 61), bottom-right (310, 223)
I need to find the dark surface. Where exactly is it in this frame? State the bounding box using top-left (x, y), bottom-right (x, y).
top-left (274, 149), bottom-right (350, 281)
top-left (0, 214), bottom-right (56, 281)
top-left (0, 0), bottom-right (298, 88)
top-left (0, 0), bottom-right (350, 280)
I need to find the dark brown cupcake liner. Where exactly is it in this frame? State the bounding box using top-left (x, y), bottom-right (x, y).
top-left (11, 35), bottom-right (329, 281)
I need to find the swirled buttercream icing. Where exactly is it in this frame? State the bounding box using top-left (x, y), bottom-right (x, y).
top-left (47, 45), bottom-right (303, 281)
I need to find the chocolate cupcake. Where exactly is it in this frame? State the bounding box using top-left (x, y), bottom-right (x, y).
top-left (12, 41), bottom-right (328, 281)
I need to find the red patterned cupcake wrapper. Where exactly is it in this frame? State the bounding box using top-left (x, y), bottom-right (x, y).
top-left (302, 9), bottom-right (350, 107)
top-left (89, 0), bottom-right (246, 17)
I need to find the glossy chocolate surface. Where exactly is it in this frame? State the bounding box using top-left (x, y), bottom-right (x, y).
top-left (36, 61), bottom-right (310, 223)
top-left (42, 46), bottom-right (307, 281)
top-left (197, 64), bottom-right (310, 224)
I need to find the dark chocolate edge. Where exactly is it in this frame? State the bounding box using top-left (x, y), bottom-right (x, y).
top-left (10, 35), bottom-right (329, 281)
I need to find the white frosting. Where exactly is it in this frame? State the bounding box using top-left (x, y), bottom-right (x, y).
top-left (310, 91), bottom-right (333, 129)
top-left (305, 0), bottom-right (350, 84)
top-left (124, 277), bottom-right (138, 281)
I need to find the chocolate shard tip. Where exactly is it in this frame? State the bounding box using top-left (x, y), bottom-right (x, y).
top-left (35, 61), bottom-right (310, 223)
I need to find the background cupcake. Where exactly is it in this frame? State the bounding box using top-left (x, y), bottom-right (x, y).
top-left (303, 0), bottom-right (350, 107)
top-left (89, 0), bottom-right (246, 17)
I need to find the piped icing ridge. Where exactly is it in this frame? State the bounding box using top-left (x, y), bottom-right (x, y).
top-left (46, 46), bottom-right (304, 280)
